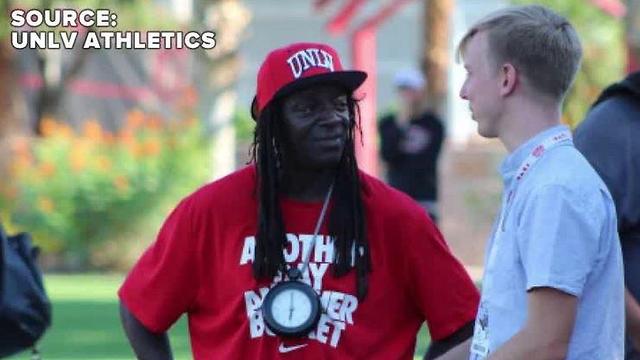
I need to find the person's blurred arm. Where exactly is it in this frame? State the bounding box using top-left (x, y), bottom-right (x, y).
top-left (120, 302), bottom-right (173, 360)
top-left (626, 289), bottom-right (640, 351)
top-left (489, 288), bottom-right (576, 360)
top-left (378, 115), bottom-right (403, 162)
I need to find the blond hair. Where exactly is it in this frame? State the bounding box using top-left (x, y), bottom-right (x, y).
top-left (457, 5), bottom-right (582, 101)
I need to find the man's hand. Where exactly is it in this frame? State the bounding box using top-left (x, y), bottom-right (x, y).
top-left (625, 289), bottom-right (640, 351)
top-left (489, 287), bottom-right (577, 360)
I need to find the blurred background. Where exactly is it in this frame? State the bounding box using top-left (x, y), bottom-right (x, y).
top-left (0, 0), bottom-right (637, 358)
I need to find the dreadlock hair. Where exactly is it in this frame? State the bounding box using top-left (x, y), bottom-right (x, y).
top-left (249, 93), bottom-right (371, 300)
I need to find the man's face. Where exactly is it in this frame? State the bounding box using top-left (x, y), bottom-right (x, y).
top-left (280, 84), bottom-right (350, 170)
top-left (459, 31), bottom-right (503, 138)
top-left (397, 87), bottom-right (422, 110)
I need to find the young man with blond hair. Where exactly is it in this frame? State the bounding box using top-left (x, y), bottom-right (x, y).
top-left (439, 5), bottom-right (625, 360)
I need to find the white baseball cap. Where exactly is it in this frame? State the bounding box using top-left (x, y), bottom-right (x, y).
top-left (393, 69), bottom-right (426, 90)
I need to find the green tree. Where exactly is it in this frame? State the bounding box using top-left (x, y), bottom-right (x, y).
top-left (0, 0), bottom-right (251, 269)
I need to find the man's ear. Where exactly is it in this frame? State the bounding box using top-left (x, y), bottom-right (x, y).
top-left (500, 63), bottom-right (518, 97)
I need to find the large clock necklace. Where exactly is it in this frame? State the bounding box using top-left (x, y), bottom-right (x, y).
top-left (261, 183), bottom-right (334, 338)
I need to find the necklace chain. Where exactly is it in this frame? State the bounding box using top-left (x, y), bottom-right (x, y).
top-left (288, 182), bottom-right (334, 280)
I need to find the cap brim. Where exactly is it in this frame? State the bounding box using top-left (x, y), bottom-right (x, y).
top-left (277, 70), bottom-right (368, 99)
top-left (251, 70), bottom-right (367, 120)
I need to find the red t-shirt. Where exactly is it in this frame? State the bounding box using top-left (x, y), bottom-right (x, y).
top-left (119, 166), bottom-right (479, 359)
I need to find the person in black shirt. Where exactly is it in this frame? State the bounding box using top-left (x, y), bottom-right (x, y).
top-left (379, 69), bottom-right (445, 223)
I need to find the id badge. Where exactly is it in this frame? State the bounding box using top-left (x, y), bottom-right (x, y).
top-left (470, 301), bottom-right (490, 359)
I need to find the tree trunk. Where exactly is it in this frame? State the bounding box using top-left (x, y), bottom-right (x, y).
top-left (422, 0), bottom-right (454, 118)
top-left (0, 0), bottom-right (27, 139)
top-left (200, 0), bottom-right (251, 179)
top-left (0, 41), bottom-right (30, 180)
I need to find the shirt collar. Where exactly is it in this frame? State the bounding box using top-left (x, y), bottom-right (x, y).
top-left (499, 124), bottom-right (571, 179)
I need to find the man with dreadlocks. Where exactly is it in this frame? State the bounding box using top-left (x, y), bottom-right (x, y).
top-left (118, 42), bottom-right (479, 359)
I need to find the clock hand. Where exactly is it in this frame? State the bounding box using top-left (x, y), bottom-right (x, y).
top-left (288, 291), bottom-right (294, 322)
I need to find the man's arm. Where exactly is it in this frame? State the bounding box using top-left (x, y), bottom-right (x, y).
top-left (120, 302), bottom-right (173, 360)
top-left (425, 320), bottom-right (474, 359)
top-left (378, 116), bottom-right (403, 162)
top-left (626, 288), bottom-right (640, 351)
top-left (489, 287), bottom-right (577, 360)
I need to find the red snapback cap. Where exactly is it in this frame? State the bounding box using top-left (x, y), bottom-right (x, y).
top-left (251, 42), bottom-right (367, 119)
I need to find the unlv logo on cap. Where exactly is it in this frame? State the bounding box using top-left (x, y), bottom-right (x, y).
top-left (286, 48), bottom-right (335, 79)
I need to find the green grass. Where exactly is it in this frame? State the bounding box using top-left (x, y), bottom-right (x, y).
top-left (7, 274), bottom-right (430, 359)
top-left (8, 274), bottom-right (191, 360)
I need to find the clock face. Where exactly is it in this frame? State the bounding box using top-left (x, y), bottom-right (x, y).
top-left (262, 280), bottom-right (321, 337)
top-left (270, 288), bottom-right (312, 328)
